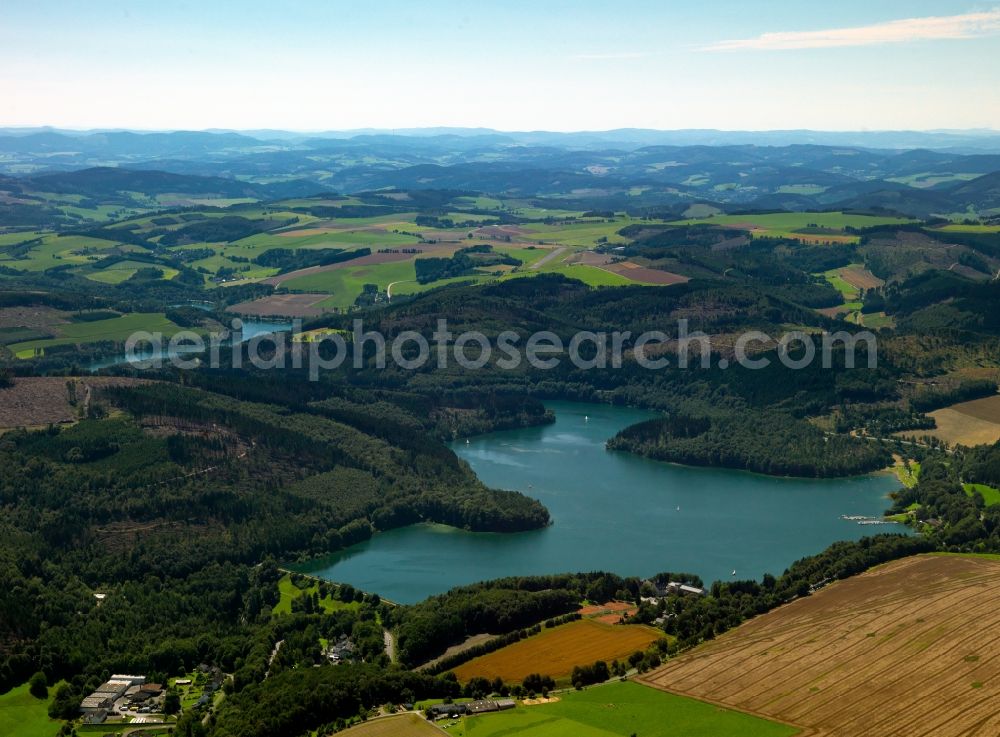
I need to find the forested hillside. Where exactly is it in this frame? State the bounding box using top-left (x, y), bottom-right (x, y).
top-left (0, 377), bottom-right (550, 698)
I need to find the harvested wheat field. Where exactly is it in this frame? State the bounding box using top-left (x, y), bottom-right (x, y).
top-left (228, 293), bottom-right (332, 318)
top-left (569, 252), bottom-right (689, 285)
top-left (338, 713), bottom-right (443, 737)
top-left (641, 554), bottom-right (1000, 737)
top-left (839, 265), bottom-right (883, 290)
top-left (578, 601), bottom-right (637, 617)
top-left (921, 394), bottom-right (1000, 446)
top-left (579, 600), bottom-right (639, 624)
top-left (603, 262), bottom-right (689, 285)
top-left (452, 618), bottom-right (661, 683)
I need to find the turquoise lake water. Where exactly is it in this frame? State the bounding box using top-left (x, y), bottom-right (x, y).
top-left (302, 400), bottom-right (902, 603)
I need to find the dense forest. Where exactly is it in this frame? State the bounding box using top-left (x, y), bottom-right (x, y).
top-left (0, 376), bottom-right (553, 696)
top-left (607, 409), bottom-right (890, 477)
top-left (414, 244), bottom-right (521, 284)
top-left (3, 172), bottom-right (1000, 737)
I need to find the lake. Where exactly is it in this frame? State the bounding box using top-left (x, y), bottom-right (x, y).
top-left (300, 401), bottom-right (903, 603)
top-left (88, 318), bottom-right (293, 371)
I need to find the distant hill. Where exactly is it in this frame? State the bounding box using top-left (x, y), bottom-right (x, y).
top-left (1, 129), bottom-right (999, 216)
top-left (26, 167), bottom-right (266, 198)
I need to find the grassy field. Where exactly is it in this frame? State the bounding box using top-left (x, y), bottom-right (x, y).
top-left (642, 555), bottom-right (1000, 737)
top-left (282, 259), bottom-right (418, 310)
top-left (0, 681), bottom-right (65, 737)
top-left (272, 573), bottom-right (361, 616)
top-left (452, 619), bottom-right (661, 684)
top-left (519, 219), bottom-right (634, 247)
top-left (861, 312), bottom-right (894, 329)
top-left (84, 260), bottom-right (180, 284)
top-left (776, 184), bottom-right (828, 195)
top-left (454, 195), bottom-right (505, 210)
top-left (0, 234), bottom-right (125, 271)
top-left (9, 312), bottom-right (187, 357)
top-left (339, 713), bottom-right (444, 737)
top-left (895, 461), bottom-right (921, 488)
top-left (451, 681), bottom-right (798, 737)
top-left (964, 482), bottom-right (1000, 507)
top-left (0, 230), bottom-right (47, 246)
top-left (928, 223), bottom-right (1000, 233)
top-left (670, 212), bottom-right (913, 243)
top-left (820, 267), bottom-right (860, 299)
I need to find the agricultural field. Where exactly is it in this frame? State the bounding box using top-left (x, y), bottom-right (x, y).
top-left (83, 259), bottom-right (180, 284)
top-left (821, 267), bottom-right (858, 300)
top-left (451, 680), bottom-right (797, 737)
top-left (578, 601), bottom-right (639, 625)
top-left (0, 233), bottom-right (130, 271)
top-left (451, 619), bottom-right (661, 684)
top-left (860, 312), bottom-right (894, 329)
top-left (814, 264), bottom-right (885, 325)
top-left (517, 219), bottom-right (635, 247)
top-left (228, 293), bottom-right (334, 318)
top-left (0, 680), bottom-right (65, 737)
top-left (641, 554), bottom-right (1000, 737)
top-left (886, 172), bottom-right (981, 188)
top-left (339, 713), bottom-right (443, 737)
top-left (929, 223), bottom-right (1000, 233)
top-left (8, 312), bottom-right (187, 358)
top-left (1, 197), bottom-right (691, 309)
top-left (279, 258), bottom-right (419, 311)
top-left (922, 394), bottom-right (1000, 447)
top-left (838, 264), bottom-right (883, 291)
top-left (669, 212), bottom-right (914, 243)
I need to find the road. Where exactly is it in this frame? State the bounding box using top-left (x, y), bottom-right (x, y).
top-left (529, 247), bottom-right (566, 270)
top-left (387, 280), bottom-right (413, 300)
top-left (265, 639), bottom-right (284, 678)
top-left (384, 629), bottom-right (396, 663)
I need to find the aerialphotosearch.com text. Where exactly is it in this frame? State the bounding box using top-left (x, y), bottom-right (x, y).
top-left (124, 318), bottom-right (878, 381)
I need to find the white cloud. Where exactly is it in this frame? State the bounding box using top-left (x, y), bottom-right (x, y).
top-left (703, 8), bottom-right (1000, 51)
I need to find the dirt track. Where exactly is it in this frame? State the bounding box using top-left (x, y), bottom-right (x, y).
top-left (640, 554), bottom-right (1000, 737)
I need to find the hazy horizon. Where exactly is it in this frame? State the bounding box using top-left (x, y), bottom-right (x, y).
top-left (4, 125), bottom-right (1000, 136)
top-left (4, 1), bottom-right (999, 131)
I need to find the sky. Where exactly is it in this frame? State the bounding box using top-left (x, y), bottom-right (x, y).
top-left (2, 0), bottom-right (999, 132)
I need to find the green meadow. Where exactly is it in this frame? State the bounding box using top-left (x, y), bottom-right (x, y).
top-left (0, 681), bottom-right (65, 737)
top-left (820, 267), bottom-right (860, 300)
top-left (0, 234), bottom-right (126, 271)
top-left (282, 259), bottom-right (419, 310)
top-left (670, 211), bottom-right (914, 242)
top-left (272, 574), bottom-right (362, 617)
top-left (84, 259), bottom-right (180, 284)
top-left (671, 211), bottom-right (913, 230)
top-left (930, 223), bottom-right (1000, 233)
top-left (451, 681), bottom-right (798, 737)
top-left (520, 219), bottom-right (635, 247)
top-left (10, 312), bottom-right (187, 357)
top-left (964, 483), bottom-right (1000, 507)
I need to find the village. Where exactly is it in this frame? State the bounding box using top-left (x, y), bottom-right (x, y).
top-left (78, 665), bottom-right (226, 727)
